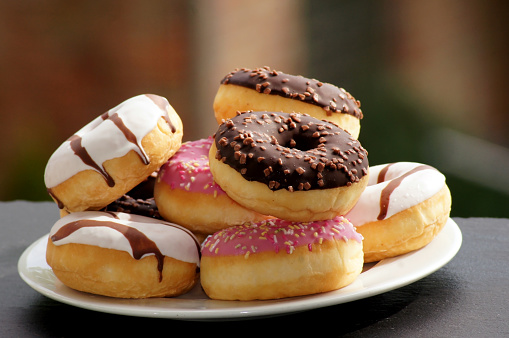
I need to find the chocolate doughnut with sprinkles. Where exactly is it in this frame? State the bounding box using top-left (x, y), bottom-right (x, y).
top-left (104, 171), bottom-right (162, 219)
top-left (213, 66), bottom-right (363, 138)
top-left (208, 111), bottom-right (369, 222)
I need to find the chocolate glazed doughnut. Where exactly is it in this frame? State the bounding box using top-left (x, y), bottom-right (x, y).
top-left (213, 67), bottom-right (363, 138)
top-left (104, 172), bottom-right (162, 219)
top-left (209, 111), bottom-right (369, 221)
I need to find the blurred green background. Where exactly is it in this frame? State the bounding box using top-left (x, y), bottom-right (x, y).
top-left (1, 0), bottom-right (508, 218)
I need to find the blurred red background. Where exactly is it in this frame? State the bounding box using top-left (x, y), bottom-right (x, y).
top-left (1, 0), bottom-right (508, 217)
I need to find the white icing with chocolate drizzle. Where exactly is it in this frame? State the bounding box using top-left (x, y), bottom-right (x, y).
top-left (44, 94), bottom-right (174, 189)
top-left (50, 211), bottom-right (200, 265)
top-left (345, 162), bottom-right (445, 226)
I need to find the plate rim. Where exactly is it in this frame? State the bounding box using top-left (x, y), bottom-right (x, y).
top-left (18, 218), bottom-right (462, 320)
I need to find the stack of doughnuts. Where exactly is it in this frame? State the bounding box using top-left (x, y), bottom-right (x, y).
top-left (44, 94), bottom-right (203, 298)
top-left (201, 110), bottom-right (368, 300)
top-left (42, 66), bottom-right (451, 301)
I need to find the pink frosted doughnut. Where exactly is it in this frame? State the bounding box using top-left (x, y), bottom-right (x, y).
top-left (200, 216), bottom-right (364, 300)
top-left (154, 137), bottom-right (267, 241)
top-left (345, 162), bottom-right (452, 262)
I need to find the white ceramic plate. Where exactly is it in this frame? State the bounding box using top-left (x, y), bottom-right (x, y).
top-left (18, 218), bottom-right (462, 320)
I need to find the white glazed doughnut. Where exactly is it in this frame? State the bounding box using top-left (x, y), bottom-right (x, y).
top-left (46, 211), bottom-right (200, 298)
top-left (345, 162), bottom-right (452, 262)
top-left (44, 94), bottom-right (183, 213)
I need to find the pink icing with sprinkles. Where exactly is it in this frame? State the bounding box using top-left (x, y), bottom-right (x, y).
top-left (158, 137), bottom-right (225, 196)
top-left (202, 216), bottom-right (362, 258)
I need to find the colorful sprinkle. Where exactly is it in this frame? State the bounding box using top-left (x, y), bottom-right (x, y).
top-left (201, 216), bottom-right (362, 258)
top-left (158, 137), bottom-right (225, 196)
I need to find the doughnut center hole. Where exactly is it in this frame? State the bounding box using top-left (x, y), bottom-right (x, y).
top-left (283, 134), bottom-right (318, 152)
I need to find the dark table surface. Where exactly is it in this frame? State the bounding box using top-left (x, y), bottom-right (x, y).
top-left (1, 201), bottom-right (508, 337)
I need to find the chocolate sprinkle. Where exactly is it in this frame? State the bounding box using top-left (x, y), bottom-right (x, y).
top-left (213, 111), bottom-right (368, 191)
top-left (220, 67), bottom-right (363, 119)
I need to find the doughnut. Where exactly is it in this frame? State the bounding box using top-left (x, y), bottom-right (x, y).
top-left (122, 170), bottom-right (159, 201)
top-left (103, 171), bottom-right (162, 219)
top-left (213, 66), bottom-right (363, 138)
top-left (44, 94), bottom-right (183, 213)
top-left (46, 211), bottom-right (200, 298)
top-left (345, 162), bottom-right (452, 262)
top-left (209, 111), bottom-right (369, 222)
top-left (154, 137), bottom-right (267, 241)
top-left (103, 194), bottom-right (161, 220)
top-left (200, 216), bottom-right (364, 300)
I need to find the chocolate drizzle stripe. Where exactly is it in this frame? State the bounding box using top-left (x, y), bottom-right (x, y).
top-left (109, 112), bottom-right (149, 165)
top-left (145, 94), bottom-right (177, 133)
top-left (377, 163), bottom-right (394, 184)
top-left (64, 95), bottom-right (174, 188)
top-left (51, 219), bottom-right (166, 282)
top-left (377, 165), bottom-right (433, 220)
top-left (47, 189), bottom-right (64, 209)
top-left (69, 134), bottom-right (115, 187)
